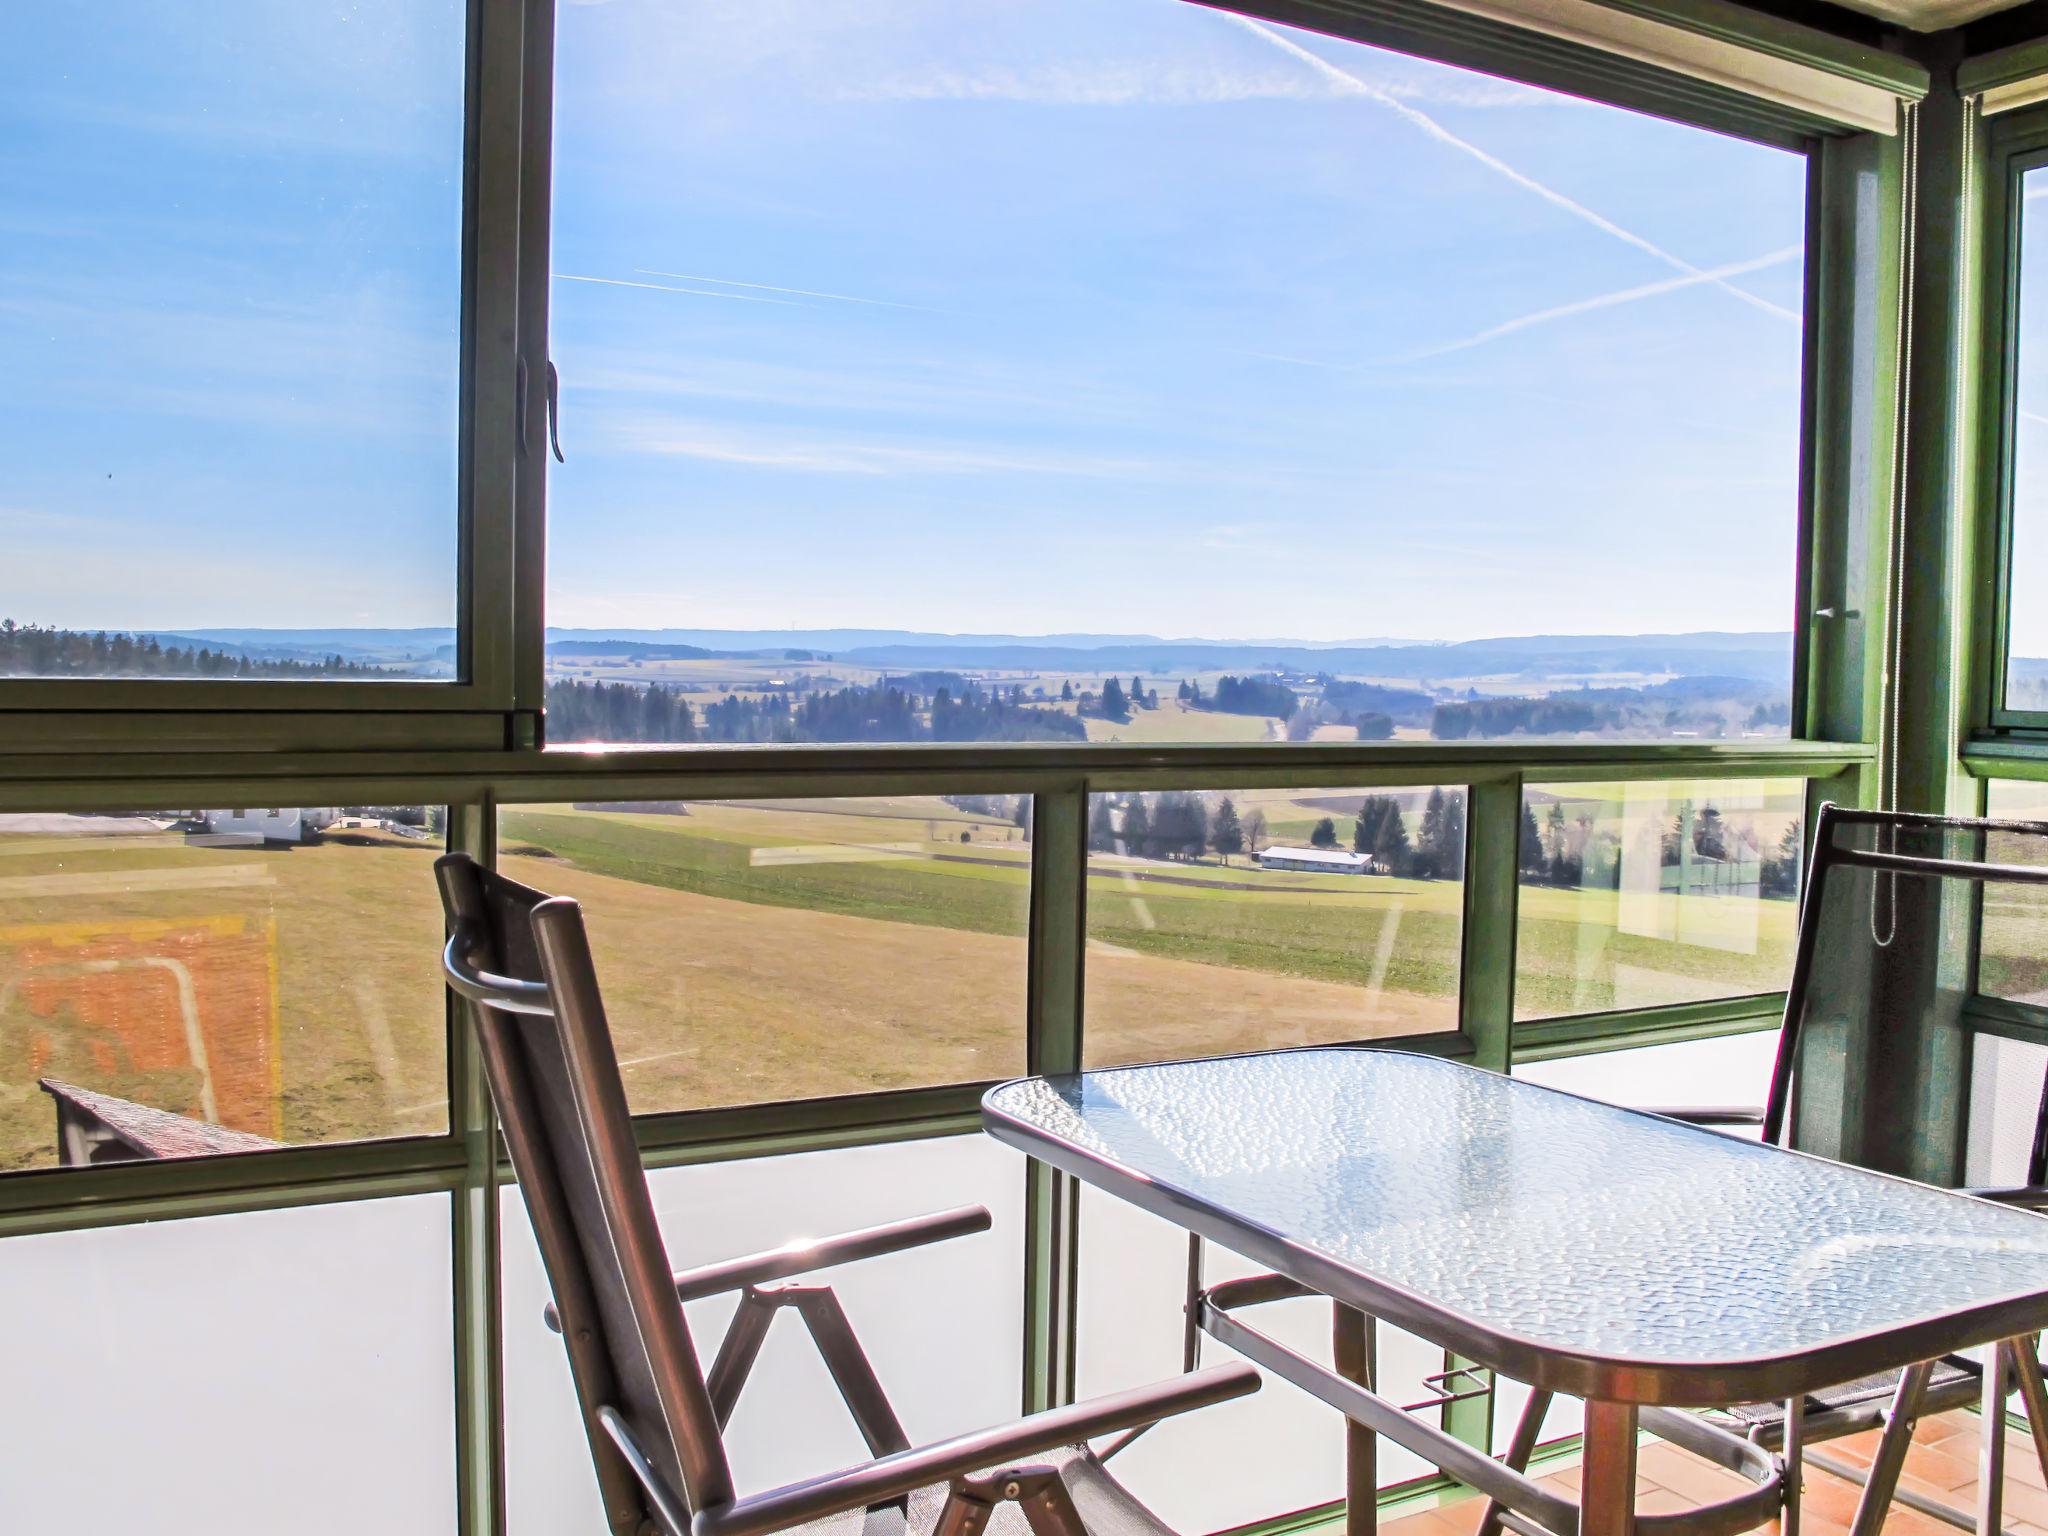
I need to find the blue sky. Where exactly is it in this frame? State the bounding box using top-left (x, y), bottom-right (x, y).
top-left (3, 0), bottom-right (1806, 643)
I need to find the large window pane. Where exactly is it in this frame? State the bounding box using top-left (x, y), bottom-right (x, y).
top-left (1083, 786), bottom-right (1463, 1066)
top-left (1513, 779), bottom-right (1803, 1020)
top-left (2010, 167), bottom-right (2048, 711)
top-left (0, 3), bottom-right (463, 678)
top-left (497, 798), bottom-right (1028, 1109)
top-left (544, 0), bottom-right (1804, 746)
top-left (0, 808), bottom-right (449, 1172)
top-left (0, 1194), bottom-right (457, 1535)
top-left (1980, 779), bottom-right (2048, 1005)
top-left (503, 1135), bottom-right (1024, 1536)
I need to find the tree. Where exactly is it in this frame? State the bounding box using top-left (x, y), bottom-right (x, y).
top-left (1762, 819), bottom-right (1803, 898)
top-left (1061, 679), bottom-right (1074, 702)
top-left (1355, 712), bottom-right (1394, 741)
top-left (1354, 797), bottom-right (1391, 856)
top-left (1122, 794), bottom-right (1153, 857)
top-left (1417, 787), bottom-right (1448, 879)
top-left (1694, 804), bottom-right (1728, 860)
top-left (1310, 816), bottom-right (1339, 849)
top-left (1177, 679), bottom-right (1192, 703)
top-left (1130, 676), bottom-right (1146, 710)
top-left (1441, 791), bottom-right (1467, 878)
top-left (1374, 806), bottom-right (1413, 875)
top-left (1088, 795), bottom-right (1117, 853)
top-left (1211, 797), bottom-right (1245, 861)
top-left (1545, 802), bottom-right (1567, 863)
top-left (1243, 808), bottom-right (1270, 855)
top-left (1099, 676), bottom-right (1130, 722)
top-left (1520, 802), bottom-right (1545, 872)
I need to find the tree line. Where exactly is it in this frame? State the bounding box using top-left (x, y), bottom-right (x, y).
top-left (1299, 787), bottom-right (1466, 879)
top-left (0, 620), bottom-right (378, 679)
top-left (544, 676), bottom-right (1088, 745)
top-left (1517, 798), bottom-right (1802, 897)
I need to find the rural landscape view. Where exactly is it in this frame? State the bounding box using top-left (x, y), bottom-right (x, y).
top-left (0, 777), bottom-right (1805, 1172)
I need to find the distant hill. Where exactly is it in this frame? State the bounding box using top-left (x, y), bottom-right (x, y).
top-left (24, 624), bottom-right (1810, 686)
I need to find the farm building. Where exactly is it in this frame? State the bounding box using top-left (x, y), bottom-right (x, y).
top-left (200, 808), bottom-right (338, 844)
top-left (1258, 845), bottom-right (1374, 875)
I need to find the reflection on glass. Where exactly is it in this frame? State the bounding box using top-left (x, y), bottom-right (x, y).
top-left (0, 808), bottom-right (449, 1171)
top-left (502, 1136), bottom-right (1024, 1536)
top-left (0, 1195), bottom-right (457, 1533)
top-left (1513, 779), bottom-right (1804, 1019)
top-left (1082, 786), bottom-right (1464, 1066)
top-left (1981, 780), bottom-right (2048, 1004)
top-left (544, 0), bottom-right (1803, 746)
top-left (0, 2), bottom-right (463, 674)
top-left (496, 798), bottom-right (1029, 1109)
top-left (2011, 168), bottom-right (2048, 710)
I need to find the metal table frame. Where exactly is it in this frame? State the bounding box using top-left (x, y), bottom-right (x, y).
top-left (984, 1050), bottom-right (2048, 1536)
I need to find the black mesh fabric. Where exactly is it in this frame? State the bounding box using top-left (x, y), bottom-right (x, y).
top-left (1786, 811), bottom-right (2048, 1185)
top-left (441, 857), bottom-right (706, 1534)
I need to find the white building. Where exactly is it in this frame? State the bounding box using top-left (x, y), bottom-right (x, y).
top-left (202, 808), bottom-right (337, 844)
top-left (1258, 845), bottom-right (1373, 874)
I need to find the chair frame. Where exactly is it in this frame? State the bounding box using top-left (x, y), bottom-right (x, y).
top-left (435, 853), bottom-right (1258, 1536)
top-left (1486, 803), bottom-right (2048, 1536)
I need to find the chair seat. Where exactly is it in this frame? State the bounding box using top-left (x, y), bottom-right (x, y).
top-left (781, 1446), bottom-right (1177, 1536)
top-left (1709, 1356), bottom-right (1981, 1444)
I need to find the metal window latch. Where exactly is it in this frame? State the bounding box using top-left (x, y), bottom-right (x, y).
top-left (514, 357), bottom-right (565, 462)
top-left (546, 360), bottom-right (564, 463)
top-left (515, 355), bottom-right (530, 454)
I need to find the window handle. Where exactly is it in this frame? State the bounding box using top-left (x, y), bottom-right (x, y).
top-left (546, 360), bottom-right (564, 463)
top-left (515, 355), bottom-right (530, 455)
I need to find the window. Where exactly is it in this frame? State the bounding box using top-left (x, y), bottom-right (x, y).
top-left (2008, 167), bottom-right (2048, 713)
top-left (0, 808), bottom-right (450, 1172)
top-left (0, 2), bottom-right (465, 679)
top-left (1513, 779), bottom-right (1804, 1019)
top-left (1980, 779), bottom-right (2048, 1006)
top-left (1082, 786), bottom-right (1464, 1066)
top-left (502, 1135), bottom-right (1023, 1535)
top-left (543, 0), bottom-right (1806, 747)
top-left (0, 1195), bottom-right (457, 1535)
top-left (496, 797), bottom-right (1029, 1110)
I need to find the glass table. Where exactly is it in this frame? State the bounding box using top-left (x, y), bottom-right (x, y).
top-left (983, 1048), bottom-right (2048, 1536)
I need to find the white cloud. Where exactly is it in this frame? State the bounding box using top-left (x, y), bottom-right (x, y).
top-left (604, 416), bottom-right (1167, 481)
top-left (1228, 15), bottom-right (1799, 327)
top-left (835, 57), bottom-right (1559, 110)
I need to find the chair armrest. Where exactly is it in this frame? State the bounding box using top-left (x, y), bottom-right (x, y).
top-left (1959, 1184), bottom-right (2048, 1210)
top-left (546, 1205), bottom-right (993, 1331)
top-left (687, 1362), bottom-right (1261, 1536)
top-left (1649, 1106), bottom-right (1767, 1127)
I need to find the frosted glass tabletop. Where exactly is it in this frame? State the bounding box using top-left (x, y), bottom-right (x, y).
top-left (983, 1049), bottom-right (2048, 1405)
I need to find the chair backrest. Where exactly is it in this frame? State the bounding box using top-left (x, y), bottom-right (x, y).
top-left (436, 853), bottom-right (731, 1536)
top-left (1767, 803), bottom-right (2048, 1179)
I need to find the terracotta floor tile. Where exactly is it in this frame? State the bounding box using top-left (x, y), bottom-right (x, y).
top-left (1902, 1437), bottom-right (1990, 1491)
top-left (1635, 1444), bottom-right (1753, 1507)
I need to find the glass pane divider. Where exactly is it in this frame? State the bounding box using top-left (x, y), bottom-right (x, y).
top-left (1461, 778), bottom-right (1523, 1073)
top-left (454, 799), bottom-right (505, 1536)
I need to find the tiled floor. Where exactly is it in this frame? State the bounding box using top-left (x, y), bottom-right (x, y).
top-left (1382, 1412), bottom-right (2048, 1536)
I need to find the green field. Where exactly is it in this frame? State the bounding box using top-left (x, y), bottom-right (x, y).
top-left (0, 786), bottom-right (1803, 1169)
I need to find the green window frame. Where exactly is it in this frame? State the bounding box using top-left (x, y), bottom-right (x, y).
top-left (0, 2), bottom-right (1925, 1534)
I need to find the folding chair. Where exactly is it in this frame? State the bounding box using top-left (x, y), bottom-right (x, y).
top-left (434, 853), bottom-right (1259, 1536)
top-left (1485, 804), bottom-right (2048, 1536)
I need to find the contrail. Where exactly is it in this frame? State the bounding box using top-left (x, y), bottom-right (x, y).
top-left (553, 273), bottom-right (809, 307)
top-left (636, 269), bottom-right (949, 314)
top-left (1405, 244), bottom-right (1804, 360)
top-left (1224, 14), bottom-right (1799, 326)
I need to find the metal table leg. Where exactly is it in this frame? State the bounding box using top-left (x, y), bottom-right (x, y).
top-left (1581, 1401), bottom-right (1639, 1536)
top-left (1335, 1302), bottom-right (1376, 1536)
top-left (1982, 1344), bottom-right (2011, 1536)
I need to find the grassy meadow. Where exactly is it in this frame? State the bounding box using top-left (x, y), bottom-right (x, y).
top-left (0, 784), bottom-right (1803, 1169)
